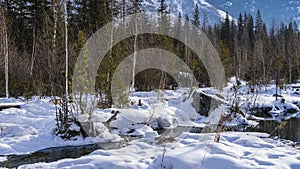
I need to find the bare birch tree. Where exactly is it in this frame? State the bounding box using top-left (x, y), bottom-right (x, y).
top-left (64, 0), bottom-right (69, 100)
top-left (130, 0), bottom-right (140, 96)
top-left (1, 4), bottom-right (9, 98)
top-left (50, 0), bottom-right (58, 94)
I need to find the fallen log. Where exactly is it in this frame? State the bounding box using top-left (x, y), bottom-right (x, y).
top-left (0, 104), bottom-right (21, 111)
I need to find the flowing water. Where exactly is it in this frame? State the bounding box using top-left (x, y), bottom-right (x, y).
top-left (0, 140), bottom-right (128, 168)
top-left (257, 118), bottom-right (300, 143)
top-left (1, 119), bottom-right (299, 168)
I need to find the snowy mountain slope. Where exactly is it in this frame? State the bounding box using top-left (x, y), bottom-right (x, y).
top-left (141, 0), bottom-right (300, 29)
top-left (141, 0), bottom-right (234, 25)
top-left (207, 0), bottom-right (300, 28)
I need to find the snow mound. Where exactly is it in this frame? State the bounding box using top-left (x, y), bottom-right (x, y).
top-left (18, 132), bottom-right (300, 169)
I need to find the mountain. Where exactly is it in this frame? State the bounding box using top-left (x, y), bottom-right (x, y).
top-left (141, 0), bottom-right (234, 25)
top-left (141, 0), bottom-right (300, 29)
top-left (206, 0), bottom-right (300, 29)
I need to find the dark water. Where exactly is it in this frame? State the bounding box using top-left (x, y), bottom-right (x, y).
top-left (257, 118), bottom-right (300, 143)
top-left (0, 141), bottom-right (125, 168)
top-left (1, 119), bottom-right (299, 168)
top-left (158, 118), bottom-right (300, 145)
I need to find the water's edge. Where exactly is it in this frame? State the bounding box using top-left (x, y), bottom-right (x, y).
top-left (1, 118), bottom-right (299, 168)
top-left (0, 142), bottom-right (124, 168)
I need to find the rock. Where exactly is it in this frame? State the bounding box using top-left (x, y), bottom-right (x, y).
top-left (157, 117), bottom-right (173, 128)
top-left (293, 101), bottom-right (300, 109)
top-left (249, 106), bottom-right (273, 118)
top-left (283, 107), bottom-right (299, 115)
top-left (192, 91), bottom-right (224, 117)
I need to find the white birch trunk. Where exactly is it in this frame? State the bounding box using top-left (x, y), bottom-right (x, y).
top-left (131, 13), bottom-right (138, 95)
top-left (259, 40), bottom-right (266, 86)
top-left (184, 21), bottom-right (191, 88)
top-left (64, 1), bottom-right (69, 100)
top-left (108, 22), bottom-right (114, 85)
top-left (51, 0), bottom-right (58, 92)
top-left (4, 19), bottom-right (8, 98)
top-left (30, 26), bottom-right (36, 78)
top-left (108, 1), bottom-right (115, 90)
top-left (2, 6), bottom-right (9, 98)
top-left (53, 0), bottom-right (57, 50)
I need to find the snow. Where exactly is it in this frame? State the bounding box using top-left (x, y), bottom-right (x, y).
top-left (141, 0), bottom-right (235, 25)
top-left (0, 97), bottom-right (24, 107)
top-left (17, 132), bottom-right (300, 169)
top-left (0, 98), bottom-right (96, 155)
top-left (0, 80), bottom-right (300, 168)
top-left (224, 76), bottom-right (300, 121)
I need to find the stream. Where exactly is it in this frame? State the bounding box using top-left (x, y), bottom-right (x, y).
top-left (0, 141), bottom-right (126, 168)
top-left (1, 118), bottom-right (299, 168)
top-left (256, 118), bottom-right (300, 143)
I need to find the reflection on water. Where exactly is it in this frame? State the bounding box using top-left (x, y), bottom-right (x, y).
top-left (157, 118), bottom-right (300, 144)
top-left (258, 118), bottom-right (300, 143)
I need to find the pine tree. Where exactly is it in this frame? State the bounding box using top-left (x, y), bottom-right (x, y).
top-left (202, 12), bottom-right (208, 32)
top-left (238, 13), bottom-right (243, 41)
top-left (73, 0), bottom-right (89, 31)
top-left (192, 4), bottom-right (200, 28)
top-left (157, 0), bottom-right (168, 13)
top-left (128, 0), bottom-right (142, 14)
top-left (221, 12), bottom-right (230, 44)
top-left (247, 14), bottom-right (255, 49)
top-left (255, 10), bottom-right (263, 32)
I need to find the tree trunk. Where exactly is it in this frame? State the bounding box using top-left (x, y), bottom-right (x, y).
top-left (51, 0), bottom-right (58, 94)
top-left (131, 13), bottom-right (138, 95)
top-left (4, 17), bottom-right (8, 98)
top-left (185, 21), bottom-right (191, 88)
top-left (30, 25), bottom-right (36, 79)
top-left (53, 0), bottom-right (57, 50)
top-left (289, 56), bottom-right (292, 84)
top-left (1, 5), bottom-right (9, 98)
top-left (64, 0), bottom-right (69, 100)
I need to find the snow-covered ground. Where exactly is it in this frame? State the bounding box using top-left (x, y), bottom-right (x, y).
top-left (0, 79), bottom-right (300, 168)
top-left (0, 97), bottom-right (97, 155)
top-left (16, 132), bottom-right (300, 169)
top-left (224, 77), bottom-right (300, 121)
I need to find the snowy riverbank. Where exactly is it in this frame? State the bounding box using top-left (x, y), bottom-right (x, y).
top-left (0, 80), bottom-right (300, 168)
top-left (15, 132), bottom-right (300, 169)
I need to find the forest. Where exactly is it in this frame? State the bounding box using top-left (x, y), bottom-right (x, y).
top-left (0, 0), bottom-right (300, 108)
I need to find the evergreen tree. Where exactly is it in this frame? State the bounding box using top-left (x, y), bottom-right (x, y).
top-left (1, 0), bottom-right (300, 106)
top-left (128, 0), bottom-right (142, 14)
top-left (157, 0), bottom-right (168, 13)
top-left (202, 12), bottom-right (208, 32)
top-left (192, 4), bottom-right (200, 28)
top-left (247, 14), bottom-right (255, 49)
top-left (237, 13), bottom-right (243, 41)
top-left (255, 10), bottom-right (263, 32)
top-left (221, 12), bottom-right (230, 43)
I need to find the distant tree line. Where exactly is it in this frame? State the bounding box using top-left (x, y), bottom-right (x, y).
top-left (0, 0), bottom-right (299, 107)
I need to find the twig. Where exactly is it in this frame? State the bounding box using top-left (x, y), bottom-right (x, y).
top-left (214, 112), bottom-right (225, 143)
top-left (145, 98), bottom-right (155, 125)
top-left (0, 123), bottom-right (3, 138)
top-left (269, 121), bottom-right (287, 138)
top-left (160, 143), bottom-right (167, 169)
